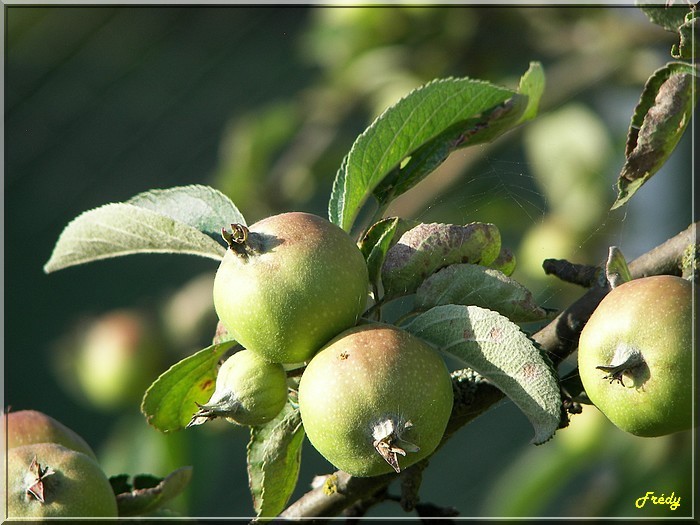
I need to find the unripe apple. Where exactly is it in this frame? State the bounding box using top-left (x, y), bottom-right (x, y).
top-left (213, 212), bottom-right (369, 364)
top-left (6, 443), bottom-right (118, 518)
top-left (298, 324), bottom-right (453, 477)
top-left (578, 275), bottom-right (692, 437)
top-left (187, 349), bottom-right (288, 427)
top-left (3, 410), bottom-right (98, 461)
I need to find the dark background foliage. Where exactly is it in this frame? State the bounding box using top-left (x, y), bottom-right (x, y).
top-left (4, 5), bottom-right (693, 518)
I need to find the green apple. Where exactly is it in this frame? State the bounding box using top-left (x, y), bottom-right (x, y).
top-left (298, 323), bottom-right (453, 477)
top-left (6, 443), bottom-right (118, 518)
top-left (187, 349), bottom-right (288, 427)
top-left (3, 410), bottom-right (97, 461)
top-left (578, 275), bottom-right (692, 437)
top-left (213, 212), bottom-right (369, 364)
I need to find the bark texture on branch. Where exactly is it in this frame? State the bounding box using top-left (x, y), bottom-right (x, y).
top-left (280, 222), bottom-right (697, 520)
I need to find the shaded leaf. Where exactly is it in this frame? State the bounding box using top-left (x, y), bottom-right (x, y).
top-left (329, 76), bottom-right (523, 232)
top-left (612, 62), bottom-right (697, 210)
top-left (141, 341), bottom-right (235, 432)
top-left (128, 184), bottom-right (246, 244)
top-left (113, 467), bottom-right (193, 517)
top-left (381, 222), bottom-right (501, 299)
top-left (605, 246), bottom-right (632, 288)
top-left (247, 401), bottom-right (305, 518)
top-left (44, 203), bottom-right (226, 273)
top-left (487, 246), bottom-right (517, 276)
top-left (672, 10), bottom-right (699, 60)
top-left (358, 217), bottom-right (417, 288)
top-left (405, 305), bottom-right (561, 444)
top-left (415, 264), bottom-right (549, 323)
top-left (638, 3), bottom-right (690, 32)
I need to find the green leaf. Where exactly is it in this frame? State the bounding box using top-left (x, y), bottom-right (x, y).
top-left (381, 222), bottom-right (501, 299)
top-left (44, 203), bottom-right (226, 273)
top-left (329, 76), bottom-right (523, 232)
top-left (415, 264), bottom-right (549, 323)
top-left (113, 467), bottom-right (193, 517)
top-left (605, 246), bottom-right (632, 288)
top-left (517, 61), bottom-right (546, 124)
top-left (247, 401), bottom-right (305, 518)
top-left (128, 184), bottom-right (246, 243)
top-left (673, 11), bottom-right (699, 60)
top-left (404, 305), bottom-right (561, 444)
top-left (612, 62), bottom-right (697, 210)
top-left (141, 342), bottom-right (235, 432)
top-left (358, 217), bottom-right (417, 288)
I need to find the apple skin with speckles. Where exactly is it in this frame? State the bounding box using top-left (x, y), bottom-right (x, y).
top-left (578, 275), bottom-right (693, 437)
top-left (213, 212), bottom-right (369, 365)
top-left (298, 323), bottom-right (454, 477)
top-left (3, 410), bottom-right (98, 461)
top-left (6, 443), bottom-right (118, 518)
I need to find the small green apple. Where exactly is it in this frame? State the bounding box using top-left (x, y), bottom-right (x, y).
top-left (578, 275), bottom-right (692, 437)
top-left (6, 443), bottom-right (118, 518)
top-left (187, 349), bottom-right (288, 427)
top-left (298, 324), bottom-right (453, 477)
top-left (213, 212), bottom-right (369, 364)
top-left (3, 410), bottom-right (97, 461)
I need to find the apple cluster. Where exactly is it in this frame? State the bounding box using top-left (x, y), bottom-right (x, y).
top-left (3, 410), bottom-right (118, 518)
top-left (200, 212), bottom-right (454, 476)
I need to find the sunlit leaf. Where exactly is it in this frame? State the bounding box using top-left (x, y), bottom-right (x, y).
top-left (247, 402), bottom-right (305, 518)
top-left (141, 342), bottom-right (234, 432)
top-left (405, 305), bottom-right (561, 444)
top-left (415, 264), bottom-right (549, 323)
top-left (128, 184), bottom-right (246, 243)
top-left (358, 217), bottom-right (417, 289)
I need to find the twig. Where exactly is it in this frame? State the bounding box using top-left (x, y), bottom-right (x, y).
top-left (280, 221), bottom-right (697, 519)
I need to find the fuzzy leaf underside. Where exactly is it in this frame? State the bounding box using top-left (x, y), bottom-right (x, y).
top-left (381, 222), bottom-right (501, 299)
top-left (113, 467), bottom-right (193, 517)
top-left (128, 184), bottom-right (246, 242)
top-left (44, 184), bottom-right (244, 273)
top-left (415, 264), bottom-right (548, 323)
top-left (141, 342), bottom-right (234, 433)
top-left (405, 305), bottom-right (561, 444)
top-left (612, 62), bottom-right (697, 210)
top-left (247, 402), bottom-right (305, 519)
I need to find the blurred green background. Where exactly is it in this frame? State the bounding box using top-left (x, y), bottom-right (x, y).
top-left (4, 5), bottom-right (694, 518)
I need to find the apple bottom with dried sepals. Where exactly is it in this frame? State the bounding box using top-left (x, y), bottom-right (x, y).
top-left (298, 323), bottom-right (454, 477)
top-left (578, 275), bottom-right (692, 437)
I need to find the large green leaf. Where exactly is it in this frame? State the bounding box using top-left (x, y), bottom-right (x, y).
top-left (328, 71), bottom-right (535, 232)
top-left (44, 184), bottom-right (244, 273)
top-left (247, 401), bottom-right (305, 518)
top-left (141, 342), bottom-right (235, 432)
top-left (128, 184), bottom-right (246, 242)
top-left (414, 264), bottom-right (549, 323)
top-left (612, 62), bottom-right (697, 210)
top-left (381, 222), bottom-right (501, 299)
top-left (404, 305), bottom-right (561, 444)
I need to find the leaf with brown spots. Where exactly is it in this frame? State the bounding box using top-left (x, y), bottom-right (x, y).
top-left (141, 341), bottom-right (236, 432)
top-left (414, 263), bottom-right (550, 322)
top-left (381, 222), bottom-right (501, 299)
top-left (404, 304), bottom-right (561, 444)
